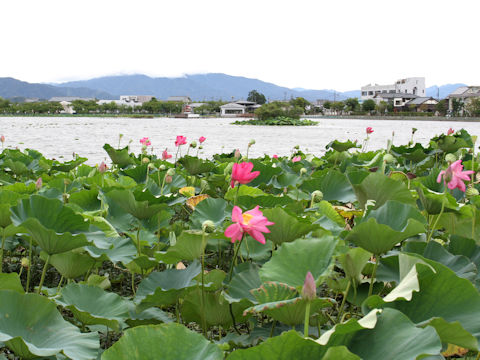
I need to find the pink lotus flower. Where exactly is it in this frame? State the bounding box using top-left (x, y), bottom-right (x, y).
top-left (98, 161), bottom-right (108, 173)
top-left (175, 135), bottom-right (187, 147)
top-left (224, 206), bottom-right (274, 244)
top-left (366, 127), bottom-right (374, 135)
top-left (273, 154), bottom-right (278, 159)
top-left (447, 128), bottom-right (454, 135)
top-left (162, 149), bottom-right (172, 160)
top-left (140, 137), bottom-right (151, 146)
top-left (292, 156), bottom-right (301, 163)
top-left (231, 162), bottom-right (260, 188)
top-left (199, 136), bottom-right (206, 143)
top-left (437, 159), bottom-right (474, 192)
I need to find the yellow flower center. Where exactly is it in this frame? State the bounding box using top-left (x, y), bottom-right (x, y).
top-left (242, 213), bottom-right (254, 225)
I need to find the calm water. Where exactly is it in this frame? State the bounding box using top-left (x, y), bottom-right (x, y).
top-left (0, 117), bottom-right (479, 165)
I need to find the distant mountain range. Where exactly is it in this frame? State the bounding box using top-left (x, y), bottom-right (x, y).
top-left (0, 74), bottom-right (467, 102)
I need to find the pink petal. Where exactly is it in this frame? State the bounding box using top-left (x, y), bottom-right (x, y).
top-left (248, 229), bottom-right (266, 244)
top-left (231, 206), bottom-right (244, 223)
top-left (224, 223), bottom-right (243, 242)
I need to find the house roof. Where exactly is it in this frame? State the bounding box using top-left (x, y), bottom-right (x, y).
top-left (220, 103), bottom-right (245, 109)
top-left (167, 96), bottom-right (191, 102)
top-left (447, 86), bottom-right (480, 98)
top-left (405, 97), bottom-right (437, 105)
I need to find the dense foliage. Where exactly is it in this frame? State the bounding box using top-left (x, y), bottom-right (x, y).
top-left (1, 128), bottom-right (480, 359)
top-left (232, 117), bottom-right (318, 126)
top-left (255, 101), bottom-right (303, 121)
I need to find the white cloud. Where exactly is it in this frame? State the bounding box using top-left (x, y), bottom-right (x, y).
top-left (1, 0), bottom-right (479, 90)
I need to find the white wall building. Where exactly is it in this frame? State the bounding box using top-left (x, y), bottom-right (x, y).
top-left (361, 77), bottom-right (425, 101)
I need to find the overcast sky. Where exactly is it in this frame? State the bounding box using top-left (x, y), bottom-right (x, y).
top-left (1, 0), bottom-right (478, 91)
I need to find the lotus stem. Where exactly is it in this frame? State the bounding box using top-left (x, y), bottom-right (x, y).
top-left (228, 236), bottom-right (243, 281)
top-left (270, 320), bottom-right (276, 337)
top-left (367, 256), bottom-right (379, 298)
top-left (233, 183), bottom-right (240, 206)
top-left (0, 231), bottom-right (5, 273)
top-left (303, 301), bottom-right (311, 337)
top-left (174, 147), bottom-right (181, 167)
top-left (56, 276), bottom-right (64, 294)
top-left (26, 237), bottom-right (32, 293)
top-left (200, 232), bottom-right (208, 336)
top-left (337, 280), bottom-right (351, 323)
top-left (473, 206), bottom-right (476, 241)
top-left (131, 273), bottom-right (136, 296)
top-left (37, 254), bottom-right (50, 295)
top-left (160, 173), bottom-right (167, 196)
top-left (427, 200), bottom-right (445, 243)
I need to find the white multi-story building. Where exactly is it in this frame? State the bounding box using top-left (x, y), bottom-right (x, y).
top-left (361, 77), bottom-right (425, 101)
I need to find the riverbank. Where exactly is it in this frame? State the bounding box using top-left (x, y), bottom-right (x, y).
top-left (307, 115), bottom-right (480, 122)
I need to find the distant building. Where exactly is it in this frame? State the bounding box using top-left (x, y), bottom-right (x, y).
top-left (59, 101), bottom-right (76, 114)
top-left (361, 77), bottom-right (425, 101)
top-left (167, 96), bottom-right (191, 103)
top-left (220, 100), bottom-right (261, 117)
top-left (119, 95), bottom-right (154, 104)
top-left (446, 86), bottom-right (480, 115)
top-left (49, 96), bottom-right (94, 102)
top-left (404, 97), bottom-right (439, 112)
top-left (373, 93), bottom-right (418, 109)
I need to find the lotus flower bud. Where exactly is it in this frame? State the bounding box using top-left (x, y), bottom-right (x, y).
top-left (0, 135), bottom-right (4, 143)
top-left (159, 164), bottom-right (166, 171)
top-left (445, 153), bottom-right (456, 163)
top-left (466, 186), bottom-right (479, 198)
top-left (202, 220), bottom-right (216, 233)
top-left (165, 175), bottom-right (173, 184)
top-left (148, 163), bottom-right (155, 170)
top-left (190, 141), bottom-right (197, 148)
top-left (383, 154), bottom-right (394, 164)
top-left (300, 167), bottom-right (307, 175)
top-left (21, 257), bottom-right (30, 268)
top-left (311, 190), bottom-right (323, 203)
top-left (234, 149), bottom-right (241, 159)
top-left (35, 177), bottom-right (43, 190)
top-left (142, 157), bottom-right (150, 164)
top-left (99, 161), bottom-right (108, 174)
top-left (166, 168), bottom-right (176, 176)
top-left (248, 139), bottom-right (256, 147)
top-left (301, 271), bottom-right (316, 301)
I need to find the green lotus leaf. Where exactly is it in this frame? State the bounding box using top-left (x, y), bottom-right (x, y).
top-left (101, 323), bottom-right (223, 360)
top-left (416, 185), bottom-right (459, 215)
top-left (155, 230), bottom-right (206, 264)
top-left (391, 143), bottom-right (430, 163)
top-left (134, 260), bottom-right (201, 310)
top-left (47, 250), bottom-right (96, 279)
top-left (448, 235), bottom-right (480, 288)
top-left (326, 139), bottom-right (360, 152)
top-left (239, 236), bottom-right (273, 261)
top-left (338, 247), bottom-right (372, 285)
top-left (317, 308), bottom-right (441, 359)
top-left (431, 132), bottom-right (470, 153)
top-left (439, 204), bottom-right (480, 242)
top-left (103, 144), bottom-right (135, 168)
top-left (226, 330), bottom-right (358, 360)
top-left (85, 237), bottom-right (137, 265)
top-left (273, 172), bottom-right (302, 188)
top-left (259, 236), bottom-right (336, 288)
top-left (247, 159), bottom-right (282, 187)
top-left (0, 190), bottom-right (23, 227)
top-left (345, 201), bottom-right (425, 254)
top-left (3, 159), bottom-right (29, 176)
top-left (51, 157), bottom-right (87, 172)
top-left (300, 170), bottom-right (356, 203)
top-left (121, 164), bottom-right (148, 183)
top-left (0, 273), bottom-right (24, 293)
top-left (126, 303), bottom-right (173, 327)
top-left (251, 281), bottom-right (297, 303)
top-left (194, 269), bottom-right (226, 292)
top-left (105, 189), bottom-right (169, 220)
top-left (190, 197), bottom-right (230, 229)
top-left (224, 262), bottom-right (262, 304)
top-left (85, 274), bottom-right (111, 290)
top-left (347, 171), bottom-right (415, 209)
top-left (69, 189), bottom-right (101, 212)
top-left (0, 290), bottom-right (99, 360)
top-left (262, 207), bottom-right (318, 245)
top-left (364, 255), bottom-right (480, 350)
top-left (178, 155), bottom-right (216, 175)
top-left (181, 289), bottom-right (250, 329)
top-left (56, 283), bottom-right (129, 331)
top-left (224, 185), bottom-right (265, 201)
top-left (125, 255), bottom-right (158, 274)
top-left (236, 194), bottom-right (294, 209)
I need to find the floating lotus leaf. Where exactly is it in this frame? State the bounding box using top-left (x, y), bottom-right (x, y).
top-left (56, 283), bottom-right (130, 331)
top-left (317, 308), bottom-right (442, 359)
top-left (178, 155), bottom-right (216, 175)
top-left (0, 290), bottom-right (99, 360)
top-left (103, 144), bottom-right (135, 168)
top-left (364, 255), bottom-right (480, 350)
top-left (190, 197), bottom-right (230, 229)
top-left (102, 323), bottom-right (223, 360)
top-left (345, 200), bottom-right (425, 254)
top-left (135, 260), bottom-right (201, 310)
top-left (259, 236), bottom-right (336, 288)
top-left (262, 207), bottom-right (318, 245)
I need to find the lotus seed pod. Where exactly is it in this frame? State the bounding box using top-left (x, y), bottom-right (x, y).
top-left (311, 190), bottom-right (323, 203)
top-left (248, 139), bottom-right (256, 146)
top-left (142, 157), bottom-right (150, 164)
top-left (190, 141), bottom-right (197, 148)
top-left (300, 167), bottom-right (307, 175)
top-left (294, 145), bottom-right (300, 150)
top-left (301, 271), bottom-right (316, 301)
top-left (466, 186), bottom-right (479, 198)
top-left (166, 168), bottom-right (176, 176)
top-left (202, 220), bottom-right (216, 233)
top-left (159, 164), bottom-right (166, 171)
top-left (445, 153), bottom-right (456, 163)
top-left (383, 154), bottom-right (395, 163)
top-left (148, 163), bottom-right (155, 170)
top-left (21, 257), bottom-right (30, 268)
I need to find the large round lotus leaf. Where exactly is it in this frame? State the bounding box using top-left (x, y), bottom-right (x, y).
top-left (416, 185), bottom-right (459, 215)
top-left (51, 157), bottom-right (87, 172)
top-left (439, 205), bottom-right (480, 242)
top-left (391, 143), bottom-right (430, 163)
top-left (181, 288), bottom-right (250, 329)
top-left (347, 171), bottom-right (415, 210)
top-left (178, 155), bottom-right (215, 175)
top-left (155, 230), bottom-right (207, 263)
top-left (103, 144), bottom-right (135, 168)
top-left (259, 236), bottom-right (336, 288)
top-left (262, 207), bottom-right (318, 245)
top-left (47, 250), bottom-right (96, 279)
top-left (69, 189), bottom-right (101, 212)
top-left (224, 185), bottom-right (265, 201)
top-left (190, 198), bottom-right (230, 229)
top-left (85, 237), bottom-right (137, 265)
top-left (247, 159), bottom-right (282, 187)
top-left (0, 190), bottom-right (23, 227)
top-left (0, 290), bottom-right (98, 360)
top-left (338, 247), bottom-right (372, 284)
top-left (105, 189), bottom-right (168, 220)
top-left (226, 330), bottom-right (359, 360)
top-left (317, 308), bottom-right (441, 359)
top-left (364, 255), bottom-right (480, 350)
top-left (0, 273), bottom-right (24, 293)
top-left (224, 262), bottom-right (262, 303)
top-left (134, 260), bottom-right (201, 310)
top-left (345, 201), bottom-right (425, 255)
top-left (236, 194), bottom-right (294, 209)
top-left (326, 139), bottom-right (360, 152)
top-left (300, 169), bottom-right (356, 203)
top-left (101, 323), bottom-right (223, 360)
top-left (56, 283), bottom-right (129, 331)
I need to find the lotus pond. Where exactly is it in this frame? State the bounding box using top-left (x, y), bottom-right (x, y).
top-left (1, 129), bottom-right (480, 359)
